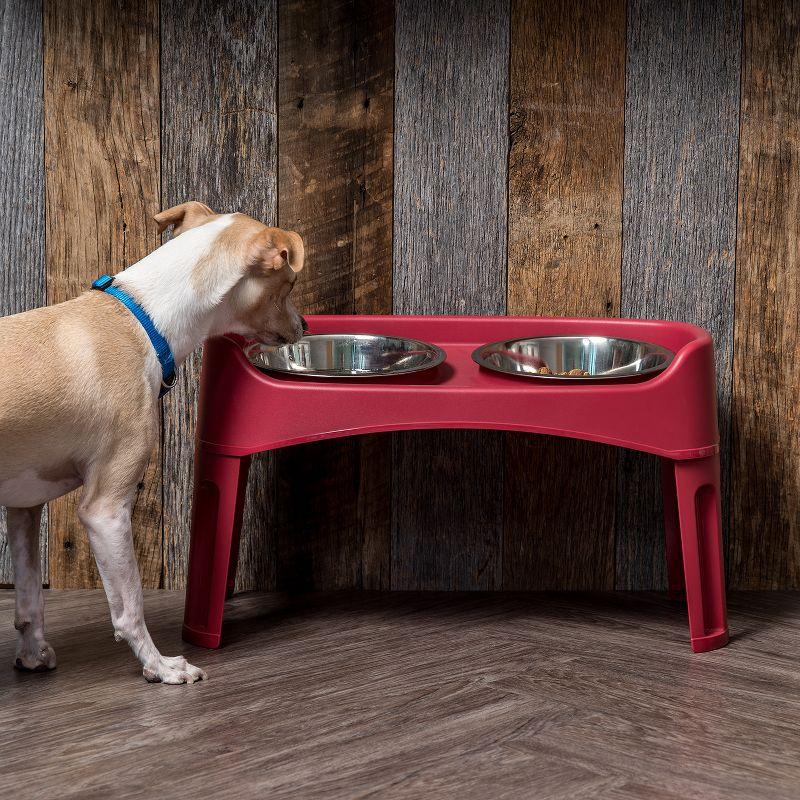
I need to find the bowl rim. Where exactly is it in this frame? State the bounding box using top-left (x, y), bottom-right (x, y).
top-left (471, 335), bottom-right (675, 381)
top-left (245, 333), bottom-right (447, 379)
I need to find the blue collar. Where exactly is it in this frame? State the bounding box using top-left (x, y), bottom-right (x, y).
top-left (92, 275), bottom-right (177, 397)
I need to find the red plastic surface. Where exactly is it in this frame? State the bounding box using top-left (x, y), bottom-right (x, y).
top-left (182, 315), bottom-right (729, 654)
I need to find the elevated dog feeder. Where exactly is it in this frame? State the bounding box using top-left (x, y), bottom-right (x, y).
top-left (182, 316), bottom-right (729, 653)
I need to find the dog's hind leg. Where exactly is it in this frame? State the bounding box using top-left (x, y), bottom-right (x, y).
top-left (7, 504), bottom-right (56, 671)
top-left (78, 472), bottom-right (207, 684)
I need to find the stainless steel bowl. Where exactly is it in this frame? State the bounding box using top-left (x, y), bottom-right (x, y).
top-left (472, 336), bottom-right (674, 380)
top-left (246, 334), bottom-right (446, 378)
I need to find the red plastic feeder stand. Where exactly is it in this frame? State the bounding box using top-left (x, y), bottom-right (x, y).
top-left (182, 316), bottom-right (729, 654)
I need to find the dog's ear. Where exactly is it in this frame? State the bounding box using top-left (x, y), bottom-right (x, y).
top-left (154, 201), bottom-right (216, 236)
top-left (251, 228), bottom-right (305, 273)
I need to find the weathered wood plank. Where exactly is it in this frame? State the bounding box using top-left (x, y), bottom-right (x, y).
top-left (0, 0), bottom-right (44, 317)
top-left (0, 0), bottom-right (46, 585)
top-left (504, 0), bottom-right (624, 590)
top-left (392, 0), bottom-right (509, 590)
top-left (275, 0), bottom-right (393, 590)
top-left (161, 0), bottom-right (278, 590)
top-left (44, 0), bottom-right (161, 589)
top-left (616, 0), bottom-right (740, 589)
top-left (730, 0), bottom-right (800, 589)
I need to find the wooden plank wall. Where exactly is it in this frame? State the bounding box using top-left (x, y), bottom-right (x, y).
top-left (274, 0), bottom-right (394, 591)
top-left (731, 0), bottom-right (800, 589)
top-left (392, 0), bottom-right (508, 590)
top-left (161, 0), bottom-right (279, 591)
top-left (505, 0), bottom-right (624, 590)
top-left (616, 0), bottom-right (741, 589)
top-left (0, 0), bottom-right (46, 583)
top-left (43, 0), bottom-right (161, 589)
top-left (1, 0), bottom-right (799, 592)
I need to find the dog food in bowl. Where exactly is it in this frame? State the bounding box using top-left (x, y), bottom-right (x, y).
top-left (246, 334), bottom-right (446, 378)
top-left (471, 336), bottom-right (674, 380)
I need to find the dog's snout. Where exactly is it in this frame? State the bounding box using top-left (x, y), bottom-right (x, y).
top-left (300, 315), bottom-right (309, 333)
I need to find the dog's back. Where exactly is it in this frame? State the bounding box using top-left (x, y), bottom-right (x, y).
top-left (0, 294), bottom-right (156, 486)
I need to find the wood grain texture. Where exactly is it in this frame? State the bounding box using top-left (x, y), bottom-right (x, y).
top-left (0, 0), bottom-right (44, 317)
top-left (160, 0), bottom-right (278, 590)
top-left (0, 0), bottom-right (46, 585)
top-left (275, 0), bottom-right (393, 590)
top-left (504, 0), bottom-right (624, 590)
top-left (44, 0), bottom-right (161, 589)
top-left (392, 0), bottom-right (509, 590)
top-left (616, 0), bottom-right (741, 589)
top-left (730, 0), bottom-right (800, 589)
top-left (3, 589), bottom-right (800, 800)
top-left (10, 0), bottom-right (799, 593)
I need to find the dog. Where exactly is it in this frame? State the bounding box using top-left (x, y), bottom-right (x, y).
top-left (0, 201), bottom-right (306, 683)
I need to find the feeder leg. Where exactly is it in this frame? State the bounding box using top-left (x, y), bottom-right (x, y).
top-left (183, 447), bottom-right (251, 649)
top-left (224, 458), bottom-right (252, 600)
top-left (670, 454), bottom-right (729, 653)
top-left (660, 457), bottom-right (685, 600)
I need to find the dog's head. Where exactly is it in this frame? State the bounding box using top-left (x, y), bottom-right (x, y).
top-left (154, 201), bottom-right (307, 346)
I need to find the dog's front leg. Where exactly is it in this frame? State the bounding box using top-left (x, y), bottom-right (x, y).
top-left (78, 486), bottom-right (207, 684)
top-left (7, 505), bottom-right (56, 671)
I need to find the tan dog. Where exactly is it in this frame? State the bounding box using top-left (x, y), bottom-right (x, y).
top-left (0, 202), bottom-right (305, 683)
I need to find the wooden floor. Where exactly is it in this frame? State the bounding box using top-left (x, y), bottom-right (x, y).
top-left (1, 590), bottom-right (799, 799)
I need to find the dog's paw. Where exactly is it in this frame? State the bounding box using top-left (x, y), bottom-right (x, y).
top-left (14, 641), bottom-right (57, 672)
top-left (143, 655), bottom-right (207, 685)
